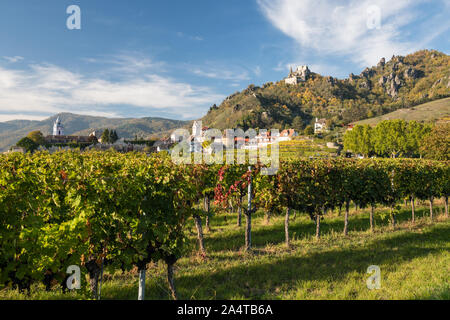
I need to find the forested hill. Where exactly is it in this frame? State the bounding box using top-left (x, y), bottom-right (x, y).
top-left (201, 49), bottom-right (450, 131)
top-left (0, 113), bottom-right (188, 152)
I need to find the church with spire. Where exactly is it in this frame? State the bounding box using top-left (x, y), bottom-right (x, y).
top-left (45, 116), bottom-right (97, 145)
top-left (53, 117), bottom-right (64, 136)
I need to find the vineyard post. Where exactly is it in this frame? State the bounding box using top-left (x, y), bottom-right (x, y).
top-left (237, 195), bottom-right (243, 227)
top-left (315, 212), bottom-right (321, 240)
top-left (138, 268), bottom-right (146, 300)
top-left (370, 204), bottom-right (375, 233)
top-left (390, 206), bottom-right (396, 230)
top-left (285, 207), bottom-right (291, 247)
top-left (445, 197), bottom-right (448, 218)
top-left (204, 196), bottom-right (211, 232)
top-left (411, 196), bottom-right (415, 223)
top-left (98, 258), bottom-right (104, 300)
top-left (193, 212), bottom-right (206, 255)
top-left (429, 196), bottom-right (434, 221)
top-left (245, 166), bottom-right (252, 251)
top-left (344, 201), bottom-right (350, 236)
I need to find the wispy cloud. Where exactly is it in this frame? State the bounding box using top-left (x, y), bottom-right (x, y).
top-left (81, 52), bottom-right (166, 74)
top-left (0, 114), bottom-right (48, 122)
top-left (190, 65), bottom-right (251, 82)
top-left (254, 66), bottom-right (262, 77)
top-left (176, 32), bottom-right (204, 41)
top-left (0, 56), bottom-right (224, 122)
top-left (3, 56), bottom-right (24, 63)
top-left (257, 0), bottom-right (449, 67)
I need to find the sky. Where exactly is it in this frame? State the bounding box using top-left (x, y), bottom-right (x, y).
top-left (0, 0), bottom-right (448, 122)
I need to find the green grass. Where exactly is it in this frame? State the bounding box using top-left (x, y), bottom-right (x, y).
top-left (354, 97), bottom-right (450, 125)
top-left (1, 203), bottom-right (449, 300)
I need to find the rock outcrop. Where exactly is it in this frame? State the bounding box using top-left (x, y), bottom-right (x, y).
top-left (404, 67), bottom-right (419, 79)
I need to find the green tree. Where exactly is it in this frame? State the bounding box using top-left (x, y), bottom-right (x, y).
top-left (343, 125), bottom-right (373, 157)
top-left (27, 131), bottom-right (45, 145)
top-left (373, 120), bottom-right (408, 158)
top-left (101, 129), bottom-right (110, 143)
top-left (291, 116), bottom-right (304, 131)
top-left (16, 137), bottom-right (38, 153)
top-left (110, 130), bottom-right (119, 143)
top-left (304, 125), bottom-right (314, 135)
top-left (420, 123), bottom-right (449, 160)
top-left (405, 121), bottom-right (431, 157)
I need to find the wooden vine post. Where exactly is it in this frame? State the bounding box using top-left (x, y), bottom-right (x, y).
top-left (245, 166), bottom-right (252, 251)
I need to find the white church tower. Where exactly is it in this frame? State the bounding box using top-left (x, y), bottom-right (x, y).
top-left (192, 120), bottom-right (202, 137)
top-left (53, 117), bottom-right (64, 136)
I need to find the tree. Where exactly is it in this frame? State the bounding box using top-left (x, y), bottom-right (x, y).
top-left (101, 129), bottom-right (110, 144)
top-left (420, 123), bottom-right (449, 160)
top-left (373, 120), bottom-right (408, 158)
top-left (27, 131), bottom-right (45, 145)
top-left (110, 130), bottom-right (119, 143)
top-left (405, 121), bottom-right (431, 157)
top-left (291, 116), bottom-right (304, 131)
top-left (343, 125), bottom-right (373, 157)
top-left (304, 125), bottom-right (314, 135)
top-left (16, 137), bottom-right (38, 153)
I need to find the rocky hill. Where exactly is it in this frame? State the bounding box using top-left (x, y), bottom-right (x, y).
top-left (0, 113), bottom-right (188, 152)
top-left (201, 49), bottom-right (450, 131)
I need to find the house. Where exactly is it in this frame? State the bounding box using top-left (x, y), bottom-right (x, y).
top-left (256, 131), bottom-right (274, 144)
top-left (278, 129), bottom-right (298, 142)
top-left (314, 118), bottom-right (327, 134)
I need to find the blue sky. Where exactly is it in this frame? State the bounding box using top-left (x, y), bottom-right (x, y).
top-left (0, 0), bottom-right (448, 122)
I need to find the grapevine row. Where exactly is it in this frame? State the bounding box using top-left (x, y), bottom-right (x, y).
top-left (0, 151), bottom-right (448, 298)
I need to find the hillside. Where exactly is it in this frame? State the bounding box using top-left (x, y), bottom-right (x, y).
top-left (0, 113), bottom-right (188, 152)
top-left (202, 49), bottom-right (450, 130)
top-left (354, 97), bottom-right (450, 125)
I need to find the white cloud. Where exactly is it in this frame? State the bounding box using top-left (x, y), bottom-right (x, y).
top-left (3, 56), bottom-right (24, 63)
top-left (0, 57), bottom-right (224, 122)
top-left (254, 66), bottom-right (262, 76)
top-left (191, 65), bottom-right (250, 81)
top-left (0, 114), bottom-right (48, 122)
top-left (176, 32), bottom-right (204, 41)
top-left (257, 0), bottom-right (448, 67)
top-left (82, 53), bottom-right (166, 74)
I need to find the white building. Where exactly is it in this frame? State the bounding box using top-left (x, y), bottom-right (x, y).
top-left (53, 117), bottom-right (64, 136)
top-left (314, 118), bottom-right (327, 134)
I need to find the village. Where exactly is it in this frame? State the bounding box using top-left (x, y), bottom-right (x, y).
top-left (6, 115), bottom-right (340, 157)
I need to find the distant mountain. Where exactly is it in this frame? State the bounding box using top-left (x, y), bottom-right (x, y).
top-left (0, 113), bottom-right (188, 152)
top-left (201, 49), bottom-right (450, 131)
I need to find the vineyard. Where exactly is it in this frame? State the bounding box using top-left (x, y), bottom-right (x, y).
top-left (0, 151), bottom-right (448, 299)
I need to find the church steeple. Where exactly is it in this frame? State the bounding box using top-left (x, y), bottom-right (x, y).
top-left (53, 117), bottom-right (64, 136)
